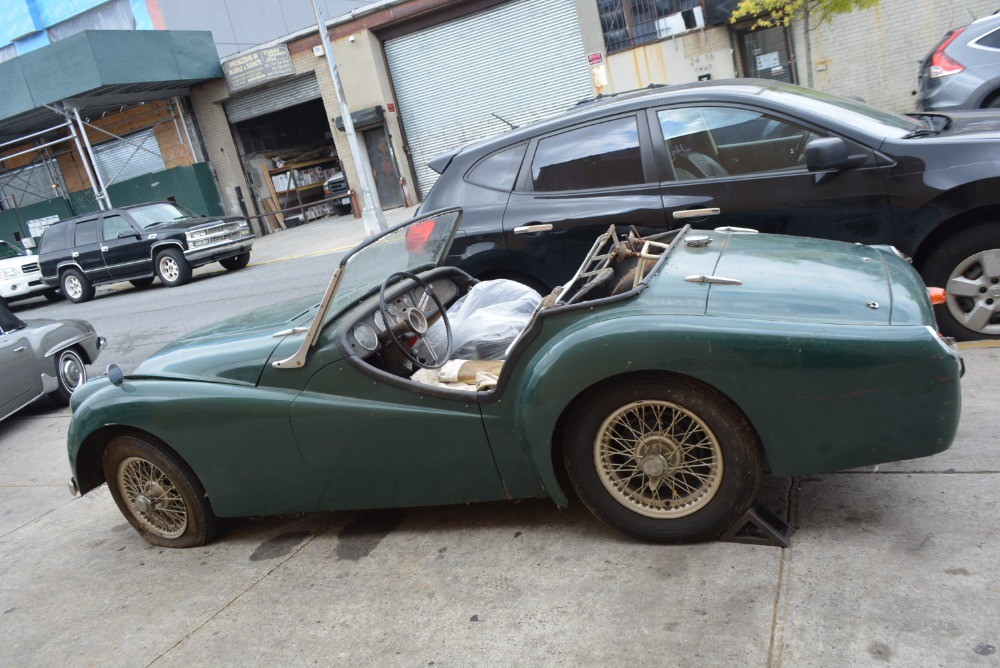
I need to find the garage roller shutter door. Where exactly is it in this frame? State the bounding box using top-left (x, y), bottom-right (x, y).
top-left (224, 73), bottom-right (322, 124)
top-left (92, 128), bottom-right (166, 185)
top-left (384, 0), bottom-right (593, 196)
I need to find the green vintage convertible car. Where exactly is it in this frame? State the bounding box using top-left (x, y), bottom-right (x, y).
top-left (67, 209), bottom-right (962, 547)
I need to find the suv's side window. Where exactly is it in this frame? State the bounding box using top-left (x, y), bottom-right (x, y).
top-left (657, 106), bottom-right (820, 180)
top-left (976, 27), bottom-right (1000, 49)
top-left (466, 143), bottom-right (527, 191)
top-left (102, 215), bottom-right (133, 241)
top-left (74, 219), bottom-right (101, 246)
top-left (530, 116), bottom-right (645, 192)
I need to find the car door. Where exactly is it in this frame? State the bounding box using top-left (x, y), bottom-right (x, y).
top-left (286, 352), bottom-right (507, 511)
top-left (501, 113), bottom-right (666, 288)
top-left (0, 320), bottom-right (39, 418)
top-left (648, 104), bottom-right (894, 244)
top-left (69, 218), bottom-right (109, 281)
top-left (99, 213), bottom-right (146, 279)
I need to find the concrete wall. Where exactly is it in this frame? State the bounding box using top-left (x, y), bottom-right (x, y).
top-left (789, 0), bottom-right (997, 112)
top-left (605, 27), bottom-right (736, 91)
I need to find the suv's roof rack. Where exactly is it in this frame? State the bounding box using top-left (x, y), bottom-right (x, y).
top-left (572, 83), bottom-right (670, 108)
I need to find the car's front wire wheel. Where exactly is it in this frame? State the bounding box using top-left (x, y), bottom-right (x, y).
top-left (103, 434), bottom-right (218, 547)
top-left (564, 375), bottom-right (763, 542)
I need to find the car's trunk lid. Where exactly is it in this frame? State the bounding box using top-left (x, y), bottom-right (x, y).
top-left (704, 233), bottom-right (892, 325)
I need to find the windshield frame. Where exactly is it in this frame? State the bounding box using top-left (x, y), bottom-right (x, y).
top-left (272, 208), bottom-right (461, 370)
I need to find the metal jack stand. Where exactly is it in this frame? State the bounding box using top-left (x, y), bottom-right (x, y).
top-left (719, 503), bottom-right (795, 548)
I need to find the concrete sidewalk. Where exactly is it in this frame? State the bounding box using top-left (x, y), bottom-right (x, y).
top-left (0, 345), bottom-right (997, 666)
top-left (249, 205), bottom-right (419, 266)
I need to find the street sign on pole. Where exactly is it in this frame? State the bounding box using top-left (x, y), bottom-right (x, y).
top-left (312, 0), bottom-right (387, 237)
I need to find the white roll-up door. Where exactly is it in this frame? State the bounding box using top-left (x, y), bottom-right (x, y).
top-left (92, 128), bottom-right (166, 185)
top-left (384, 0), bottom-right (593, 196)
top-left (224, 73), bottom-right (322, 124)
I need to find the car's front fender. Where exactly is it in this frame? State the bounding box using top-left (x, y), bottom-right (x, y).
top-left (69, 377), bottom-right (316, 517)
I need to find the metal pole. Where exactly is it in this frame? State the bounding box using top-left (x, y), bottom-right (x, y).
top-left (311, 0), bottom-right (387, 236)
top-left (70, 106), bottom-right (111, 209)
top-left (0, 121), bottom-right (73, 151)
top-left (67, 121), bottom-right (105, 211)
top-left (174, 97), bottom-right (198, 163)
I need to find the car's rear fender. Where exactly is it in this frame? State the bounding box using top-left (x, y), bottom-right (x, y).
top-left (69, 378), bottom-right (316, 517)
top-left (502, 314), bottom-right (961, 504)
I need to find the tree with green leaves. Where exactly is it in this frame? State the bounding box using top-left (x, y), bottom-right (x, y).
top-left (730, 0), bottom-right (882, 29)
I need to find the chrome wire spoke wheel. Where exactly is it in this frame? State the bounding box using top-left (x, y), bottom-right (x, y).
top-left (594, 400), bottom-right (723, 519)
top-left (945, 248), bottom-right (1000, 336)
top-left (159, 256), bottom-right (180, 282)
top-left (64, 275), bottom-right (82, 300)
top-left (117, 456), bottom-right (188, 539)
top-left (58, 351), bottom-right (86, 392)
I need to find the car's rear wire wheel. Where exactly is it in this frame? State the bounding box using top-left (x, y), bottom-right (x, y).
top-left (564, 375), bottom-right (762, 542)
top-left (103, 434), bottom-right (218, 548)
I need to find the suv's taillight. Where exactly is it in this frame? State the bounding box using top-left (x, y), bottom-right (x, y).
top-left (929, 27), bottom-right (967, 78)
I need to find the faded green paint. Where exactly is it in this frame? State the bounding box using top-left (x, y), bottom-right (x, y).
top-left (0, 197), bottom-right (75, 251)
top-left (67, 230), bottom-right (963, 520)
top-left (1, 31), bottom-right (221, 122)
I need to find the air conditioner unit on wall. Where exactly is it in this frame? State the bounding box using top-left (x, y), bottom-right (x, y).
top-left (656, 7), bottom-right (705, 38)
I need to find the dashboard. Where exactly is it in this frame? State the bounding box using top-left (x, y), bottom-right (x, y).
top-left (348, 276), bottom-right (460, 358)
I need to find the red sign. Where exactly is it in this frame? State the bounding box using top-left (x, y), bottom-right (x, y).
top-left (588, 52), bottom-right (604, 66)
top-left (387, 102), bottom-right (396, 113)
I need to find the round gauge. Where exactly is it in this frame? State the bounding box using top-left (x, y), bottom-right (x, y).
top-left (373, 311), bottom-right (386, 332)
top-left (353, 323), bottom-right (379, 351)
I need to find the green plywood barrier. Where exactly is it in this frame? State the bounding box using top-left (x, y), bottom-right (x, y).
top-left (0, 163), bottom-right (225, 250)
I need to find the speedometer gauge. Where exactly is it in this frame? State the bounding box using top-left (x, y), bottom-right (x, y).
top-left (353, 323), bottom-right (379, 351)
top-left (373, 311), bottom-right (386, 332)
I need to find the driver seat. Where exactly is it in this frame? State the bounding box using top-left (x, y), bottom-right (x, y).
top-left (674, 151), bottom-right (729, 179)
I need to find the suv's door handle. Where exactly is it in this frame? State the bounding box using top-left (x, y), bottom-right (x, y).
top-left (100, 246), bottom-right (108, 252)
top-left (71, 251), bottom-right (79, 258)
top-left (673, 208), bottom-right (721, 219)
top-left (513, 224), bottom-right (554, 235)
top-left (14, 346), bottom-right (26, 353)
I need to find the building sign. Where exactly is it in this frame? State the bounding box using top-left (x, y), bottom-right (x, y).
top-left (223, 45), bottom-right (296, 94)
top-left (588, 52), bottom-right (604, 66)
top-left (755, 52), bottom-right (780, 71)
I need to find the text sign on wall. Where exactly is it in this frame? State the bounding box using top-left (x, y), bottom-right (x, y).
top-left (223, 45), bottom-right (296, 94)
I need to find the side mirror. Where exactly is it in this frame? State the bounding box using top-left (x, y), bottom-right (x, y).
top-left (117, 229), bottom-right (139, 239)
top-left (806, 137), bottom-right (867, 172)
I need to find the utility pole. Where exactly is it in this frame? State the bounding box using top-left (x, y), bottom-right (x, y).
top-left (312, 0), bottom-right (387, 236)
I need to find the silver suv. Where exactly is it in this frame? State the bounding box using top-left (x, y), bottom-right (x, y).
top-left (918, 12), bottom-right (1000, 110)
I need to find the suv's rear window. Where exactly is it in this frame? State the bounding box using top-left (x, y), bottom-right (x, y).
top-left (74, 219), bottom-right (101, 246)
top-left (530, 116), bottom-right (644, 192)
top-left (38, 224), bottom-right (68, 255)
top-left (976, 26), bottom-right (1000, 49)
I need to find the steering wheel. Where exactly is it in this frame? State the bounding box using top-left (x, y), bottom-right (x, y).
top-left (379, 271), bottom-right (453, 369)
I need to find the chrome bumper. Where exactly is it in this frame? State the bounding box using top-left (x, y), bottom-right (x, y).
top-left (184, 239), bottom-right (253, 263)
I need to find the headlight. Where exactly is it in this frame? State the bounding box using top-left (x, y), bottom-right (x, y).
top-left (0, 267), bottom-right (18, 279)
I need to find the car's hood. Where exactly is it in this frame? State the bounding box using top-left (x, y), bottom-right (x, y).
top-left (150, 215), bottom-right (246, 233)
top-left (703, 233), bottom-right (896, 325)
top-left (133, 294), bottom-right (319, 385)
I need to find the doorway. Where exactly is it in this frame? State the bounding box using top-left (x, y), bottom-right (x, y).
top-left (738, 25), bottom-right (796, 83)
top-left (363, 125), bottom-right (405, 209)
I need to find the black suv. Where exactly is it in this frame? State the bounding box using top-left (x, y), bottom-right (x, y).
top-left (39, 201), bottom-right (254, 303)
top-left (419, 79), bottom-right (1000, 340)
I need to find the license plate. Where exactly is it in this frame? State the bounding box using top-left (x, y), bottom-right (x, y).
top-left (340, 197), bottom-right (350, 205)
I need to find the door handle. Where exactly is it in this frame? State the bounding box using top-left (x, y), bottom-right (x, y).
top-left (14, 346), bottom-right (26, 353)
top-left (673, 208), bottom-right (721, 219)
top-left (100, 246), bottom-right (108, 252)
top-left (71, 251), bottom-right (79, 258)
top-left (513, 224), bottom-right (554, 235)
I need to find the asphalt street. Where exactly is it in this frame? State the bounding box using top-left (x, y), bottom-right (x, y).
top-left (2, 213), bottom-right (999, 666)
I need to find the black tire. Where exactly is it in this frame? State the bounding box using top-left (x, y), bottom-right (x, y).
top-left (49, 347), bottom-right (87, 406)
top-left (335, 204), bottom-right (353, 216)
top-left (563, 375), bottom-right (763, 543)
top-left (154, 248), bottom-right (192, 287)
top-left (129, 277), bottom-right (154, 289)
top-left (985, 95), bottom-right (1000, 109)
top-left (921, 224), bottom-right (1000, 340)
top-left (43, 289), bottom-right (63, 302)
top-left (103, 433), bottom-right (219, 548)
top-left (60, 268), bottom-right (95, 303)
top-left (219, 252), bottom-right (250, 271)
